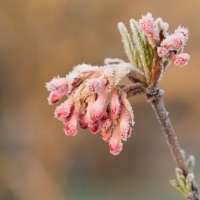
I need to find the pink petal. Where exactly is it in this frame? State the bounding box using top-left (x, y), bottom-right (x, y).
top-left (157, 47), bottom-right (168, 57)
top-left (86, 77), bottom-right (107, 93)
top-left (110, 89), bottom-right (121, 119)
top-left (89, 121), bottom-right (99, 134)
top-left (101, 126), bottom-right (112, 142)
top-left (100, 110), bottom-right (109, 122)
top-left (175, 26), bottom-right (188, 42)
top-left (89, 92), bottom-right (109, 121)
top-left (119, 106), bottom-right (132, 141)
top-left (85, 94), bottom-right (97, 126)
top-left (101, 118), bottom-right (112, 130)
top-left (109, 124), bottom-right (123, 155)
top-left (79, 112), bottom-right (88, 129)
top-left (173, 53), bottom-right (190, 66)
top-left (54, 96), bottom-right (74, 120)
top-left (46, 77), bottom-right (68, 92)
top-left (161, 33), bottom-right (185, 49)
top-left (64, 108), bottom-right (79, 136)
top-left (139, 13), bottom-right (156, 40)
top-left (47, 90), bottom-right (67, 105)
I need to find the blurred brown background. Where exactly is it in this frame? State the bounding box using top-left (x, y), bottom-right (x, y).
top-left (0, 0), bottom-right (200, 200)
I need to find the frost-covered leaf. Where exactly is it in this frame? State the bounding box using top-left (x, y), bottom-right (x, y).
top-left (118, 22), bottom-right (137, 67)
top-left (130, 19), bottom-right (154, 84)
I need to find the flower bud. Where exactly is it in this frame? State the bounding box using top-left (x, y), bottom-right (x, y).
top-left (110, 89), bottom-right (121, 119)
top-left (54, 96), bottom-right (74, 120)
top-left (157, 47), bottom-right (168, 57)
top-left (175, 26), bottom-right (188, 42)
top-left (86, 77), bottom-right (106, 93)
top-left (89, 92), bottom-right (109, 121)
top-left (139, 13), bottom-right (156, 40)
top-left (119, 106), bottom-right (132, 141)
top-left (101, 126), bottom-right (112, 142)
top-left (109, 124), bottom-right (123, 155)
top-left (47, 90), bottom-right (67, 105)
top-left (85, 94), bottom-right (96, 126)
top-left (161, 33), bottom-right (185, 49)
top-left (89, 121), bottom-right (99, 134)
top-left (101, 118), bottom-right (112, 130)
top-left (64, 108), bottom-right (79, 136)
top-left (173, 53), bottom-right (190, 66)
top-left (46, 77), bottom-right (68, 92)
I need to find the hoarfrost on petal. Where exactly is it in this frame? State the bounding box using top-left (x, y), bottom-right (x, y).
top-left (101, 126), bottom-right (112, 142)
top-left (139, 12), bottom-right (156, 40)
top-left (64, 108), bottom-right (79, 136)
top-left (121, 91), bottom-right (135, 125)
top-left (89, 92), bottom-right (109, 121)
top-left (54, 96), bottom-right (74, 120)
top-left (109, 124), bottom-right (123, 155)
top-left (110, 88), bottom-right (121, 119)
top-left (119, 106), bottom-right (132, 141)
top-left (175, 26), bottom-right (189, 42)
top-left (86, 77), bottom-right (106, 93)
top-left (48, 90), bottom-right (67, 105)
top-left (157, 47), bottom-right (168, 57)
top-left (46, 76), bottom-right (68, 92)
top-left (173, 53), bottom-right (190, 67)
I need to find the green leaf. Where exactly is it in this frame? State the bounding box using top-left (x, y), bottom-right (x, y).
top-left (118, 22), bottom-right (137, 68)
top-left (130, 19), bottom-right (154, 85)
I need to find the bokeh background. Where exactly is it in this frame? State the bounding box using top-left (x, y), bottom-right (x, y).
top-left (0, 0), bottom-right (200, 200)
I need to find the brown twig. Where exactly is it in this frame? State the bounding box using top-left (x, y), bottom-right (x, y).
top-left (147, 90), bottom-right (199, 200)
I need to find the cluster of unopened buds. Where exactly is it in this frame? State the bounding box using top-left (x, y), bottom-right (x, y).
top-left (140, 13), bottom-right (190, 67)
top-left (46, 63), bottom-right (135, 155)
top-left (46, 13), bottom-right (190, 155)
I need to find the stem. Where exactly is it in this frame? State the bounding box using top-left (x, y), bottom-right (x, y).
top-left (149, 91), bottom-right (199, 200)
top-left (150, 93), bottom-right (187, 174)
top-left (122, 82), bottom-right (144, 97)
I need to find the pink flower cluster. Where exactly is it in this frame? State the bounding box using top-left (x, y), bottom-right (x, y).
top-left (157, 27), bottom-right (190, 66)
top-left (46, 63), bottom-right (135, 155)
top-left (139, 13), bottom-right (190, 66)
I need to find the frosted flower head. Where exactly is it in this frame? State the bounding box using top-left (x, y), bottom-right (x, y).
top-left (161, 33), bottom-right (185, 49)
top-left (157, 26), bottom-right (189, 67)
top-left (46, 62), bottom-right (135, 155)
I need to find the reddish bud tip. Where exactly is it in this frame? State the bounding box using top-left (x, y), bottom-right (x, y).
top-left (89, 121), bottom-right (99, 134)
top-left (54, 97), bottom-right (74, 120)
top-left (64, 109), bottom-right (79, 136)
top-left (173, 53), bottom-right (190, 66)
top-left (110, 89), bottom-right (121, 119)
top-left (100, 126), bottom-right (112, 142)
top-left (157, 47), bottom-right (168, 57)
top-left (109, 137), bottom-right (123, 155)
